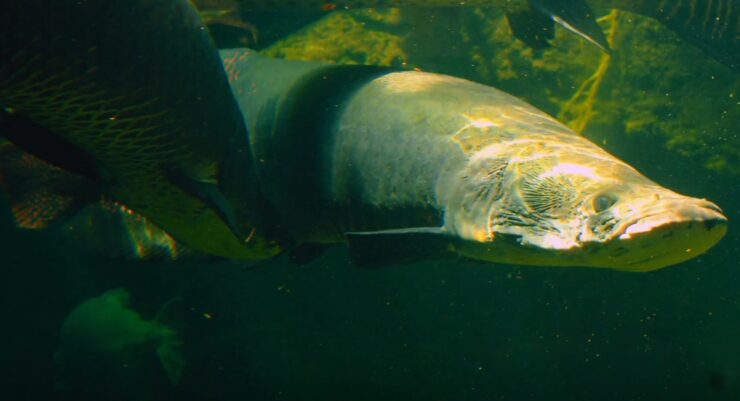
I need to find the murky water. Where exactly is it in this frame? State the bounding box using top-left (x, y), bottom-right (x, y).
top-left (1, 2), bottom-right (738, 400)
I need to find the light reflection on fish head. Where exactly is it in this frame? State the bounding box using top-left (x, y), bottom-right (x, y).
top-left (450, 147), bottom-right (727, 271)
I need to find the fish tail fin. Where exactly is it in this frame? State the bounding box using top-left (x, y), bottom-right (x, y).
top-left (0, 141), bottom-right (96, 229)
top-left (156, 339), bottom-right (186, 385)
top-left (151, 295), bottom-right (187, 383)
top-left (65, 202), bottom-right (195, 262)
top-left (0, 141), bottom-right (193, 261)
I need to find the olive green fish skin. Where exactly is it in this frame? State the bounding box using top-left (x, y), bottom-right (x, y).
top-left (0, 0), bottom-right (279, 259)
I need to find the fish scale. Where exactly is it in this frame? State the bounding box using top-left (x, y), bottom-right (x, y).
top-left (0, 0), bottom-right (733, 265)
top-left (0, 0), bottom-right (281, 259)
top-left (226, 50), bottom-right (727, 270)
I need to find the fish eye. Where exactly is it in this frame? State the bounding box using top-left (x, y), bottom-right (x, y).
top-left (593, 193), bottom-right (618, 213)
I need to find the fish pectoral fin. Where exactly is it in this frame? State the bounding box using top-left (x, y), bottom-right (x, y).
top-left (156, 341), bottom-right (185, 385)
top-left (163, 166), bottom-right (241, 236)
top-left (345, 227), bottom-right (455, 268)
top-left (532, 0), bottom-right (611, 54)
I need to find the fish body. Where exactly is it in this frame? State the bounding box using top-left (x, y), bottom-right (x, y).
top-left (226, 49), bottom-right (727, 271)
top-left (0, 0), bottom-right (280, 259)
top-left (0, 0), bottom-right (729, 269)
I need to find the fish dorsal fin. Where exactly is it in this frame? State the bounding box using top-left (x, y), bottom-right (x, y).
top-left (156, 341), bottom-right (185, 385)
top-left (346, 227), bottom-right (455, 268)
top-left (163, 165), bottom-right (241, 237)
top-left (152, 296), bottom-right (186, 384)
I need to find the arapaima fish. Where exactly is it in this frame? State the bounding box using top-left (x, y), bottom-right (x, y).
top-left (0, 0), bottom-right (729, 270)
top-left (223, 49), bottom-right (727, 271)
top-left (0, 0), bottom-right (280, 260)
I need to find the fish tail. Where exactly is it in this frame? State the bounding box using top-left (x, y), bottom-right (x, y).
top-left (156, 341), bottom-right (186, 385)
top-left (1, 0), bottom-right (281, 259)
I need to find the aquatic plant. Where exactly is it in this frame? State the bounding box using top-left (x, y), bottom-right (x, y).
top-left (262, 9), bottom-right (408, 66)
top-left (259, 6), bottom-right (739, 178)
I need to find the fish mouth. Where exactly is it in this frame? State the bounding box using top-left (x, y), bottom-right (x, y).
top-left (617, 199), bottom-right (725, 240)
top-left (609, 200), bottom-right (728, 272)
top-left (458, 199), bottom-right (726, 272)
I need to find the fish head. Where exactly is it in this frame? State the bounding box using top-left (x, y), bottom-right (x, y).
top-left (567, 161), bottom-right (728, 272)
top-left (448, 140), bottom-right (727, 271)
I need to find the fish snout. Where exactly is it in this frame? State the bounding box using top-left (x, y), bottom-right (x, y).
top-left (610, 196), bottom-right (727, 272)
top-left (620, 196), bottom-right (727, 239)
top-left (671, 198), bottom-right (727, 229)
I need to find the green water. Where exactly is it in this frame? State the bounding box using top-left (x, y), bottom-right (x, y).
top-left (2, 197), bottom-right (738, 400)
top-left (2, 4), bottom-right (739, 401)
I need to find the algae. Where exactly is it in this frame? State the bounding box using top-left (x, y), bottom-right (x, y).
top-left (262, 9), bottom-right (408, 67)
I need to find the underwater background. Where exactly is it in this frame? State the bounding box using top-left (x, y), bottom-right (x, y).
top-left (1, 4), bottom-right (739, 401)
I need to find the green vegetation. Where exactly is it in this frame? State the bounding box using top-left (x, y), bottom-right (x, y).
top-left (259, 7), bottom-right (739, 177)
